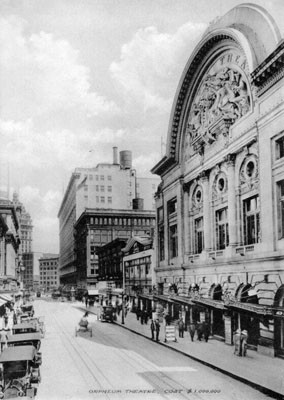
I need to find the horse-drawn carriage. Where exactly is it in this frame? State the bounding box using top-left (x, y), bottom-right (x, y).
top-left (0, 345), bottom-right (40, 399)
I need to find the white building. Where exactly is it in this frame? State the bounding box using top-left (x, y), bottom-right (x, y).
top-left (152, 4), bottom-right (284, 357)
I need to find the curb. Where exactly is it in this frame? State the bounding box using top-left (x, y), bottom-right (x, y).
top-left (114, 321), bottom-right (282, 400)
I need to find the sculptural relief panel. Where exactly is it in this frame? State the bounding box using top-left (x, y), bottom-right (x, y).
top-left (183, 50), bottom-right (251, 163)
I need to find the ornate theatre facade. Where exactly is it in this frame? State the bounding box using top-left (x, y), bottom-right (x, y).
top-left (152, 4), bottom-right (284, 357)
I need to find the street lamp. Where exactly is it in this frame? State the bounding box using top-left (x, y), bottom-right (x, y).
top-left (121, 260), bottom-right (125, 324)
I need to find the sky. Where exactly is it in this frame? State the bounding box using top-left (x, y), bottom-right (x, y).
top-left (1, 0), bottom-right (284, 254)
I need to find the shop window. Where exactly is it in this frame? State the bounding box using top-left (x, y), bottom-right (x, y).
top-left (276, 136), bottom-right (284, 160)
top-left (169, 224), bottom-right (178, 258)
top-left (216, 208), bottom-right (229, 249)
top-left (243, 196), bottom-right (260, 244)
top-left (194, 217), bottom-right (204, 254)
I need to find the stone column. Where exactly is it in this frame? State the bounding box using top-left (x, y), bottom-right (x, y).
top-left (226, 154), bottom-right (237, 246)
top-left (200, 172), bottom-right (211, 251)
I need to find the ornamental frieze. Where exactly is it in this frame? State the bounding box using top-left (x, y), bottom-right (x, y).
top-left (184, 51), bottom-right (251, 159)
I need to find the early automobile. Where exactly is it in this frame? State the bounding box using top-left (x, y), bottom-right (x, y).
top-left (20, 304), bottom-right (35, 318)
top-left (7, 333), bottom-right (42, 366)
top-left (100, 306), bottom-right (116, 323)
top-left (0, 345), bottom-right (40, 399)
top-left (12, 323), bottom-right (39, 335)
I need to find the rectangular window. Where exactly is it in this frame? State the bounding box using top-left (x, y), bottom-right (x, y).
top-left (277, 180), bottom-right (284, 238)
top-left (100, 175), bottom-right (104, 181)
top-left (194, 217), bottom-right (204, 254)
top-left (168, 198), bottom-right (177, 216)
top-left (100, 185), bottom-right (105, 192)
top-left (159, 227), bottom-right (165, 261)
top-left (276, 136), bottom-right (284, 159)
top-left (96, 196), bottom-right (99, 202)
top-left (107, 186), bottom-right (112, 192)
top-left (107, 175), bottom-right (112, 181)
top-left (101, 196), bottom-right (105, 203)
top-left (96, 185), bottom-right (99, 192)
top-left (158, 207), bottom-right (164, 223)
top-left (108, 197), bottom-right (112, 204)
top-left (243, 196), bottom-right (260, 244)
top-left (216, 208), bottom-right (229, 250)
top-left (169, 224), bottom-right (178, 258)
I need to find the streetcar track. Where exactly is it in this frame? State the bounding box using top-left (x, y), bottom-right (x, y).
top-left (51, 313), bottom-right (123, 400)
top-left (92, 321), bottom-right (203, 400)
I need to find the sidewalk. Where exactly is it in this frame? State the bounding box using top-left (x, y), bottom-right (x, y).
top-left (79, 304), bottom-right (284, 399)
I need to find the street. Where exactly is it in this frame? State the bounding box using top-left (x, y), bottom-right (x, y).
top-left (33, 299), bottom-right (273, 400)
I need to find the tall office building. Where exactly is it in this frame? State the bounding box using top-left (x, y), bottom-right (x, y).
top-left (58, 147), bottom-right (160, 286)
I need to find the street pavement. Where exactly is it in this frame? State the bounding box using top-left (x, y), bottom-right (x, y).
top-left (83, 303), bottom-right (284, 399)
top-left (34, 298), bottom-right (280, 400)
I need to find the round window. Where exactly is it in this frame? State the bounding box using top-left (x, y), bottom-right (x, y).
top-left (218, 177), bottom-right (225, 192)
top-left (195, 189), bottom-right (202, 203)
top-left (246, 161), bottom-right (255, 177)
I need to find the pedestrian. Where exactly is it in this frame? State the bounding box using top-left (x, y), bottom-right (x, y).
top-left (165, 313), bottom-right (171, 326)
top-left (203, 321), bottom-right (210, 342)
top-left (144, 310), bottom-right (148, 325)
top-left (241, 330), bottom-right (248, 357)
top-left (233, 329), bottom-right (242, 356)
top-left (85, 296), bottom-right (89, 308)
top-left (178, 318), bottom-right (184, 338)
top-left (155, 319), bottom-right (160, 342)
top-left (150, 319), bottom-right (155, 340)
top-left (140, 310), bottom-right (144, 325)
top-left (136, 308), bottom-right (140, 321)
top-left (188, 322), bottom-right (196, 342)
top-left (197, 322), bottom-right (204, 341)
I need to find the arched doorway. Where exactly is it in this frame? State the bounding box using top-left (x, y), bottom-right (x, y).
top-left (211, 284), bottom-right (224, 337)
top-left (240, 284), bottom-right (259, 348)
top-left (274, 285), bottom-right (284, 358)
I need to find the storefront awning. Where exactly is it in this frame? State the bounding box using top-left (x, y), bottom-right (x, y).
top-left (139, 294), bottom-right (153, 301)
top-left (0, 294), bottom-right (14, 302)
top-left (192, 297), bottom-right (226, 310)
top-left (88, 289), bottom-right (99, 296)
top-left (169, 295), bottom-right (195, 306)
top-left (225, 300), bottom-right (280, 317)
top-left (153, 294), bottom-right (174, 303)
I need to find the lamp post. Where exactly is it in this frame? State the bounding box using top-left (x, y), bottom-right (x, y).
top-left (121, 260), bottom-right (125, 324)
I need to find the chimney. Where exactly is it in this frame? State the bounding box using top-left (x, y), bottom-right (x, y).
top-left (113, 147), bottom-right (118, 164)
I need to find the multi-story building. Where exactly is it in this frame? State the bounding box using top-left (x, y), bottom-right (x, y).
top-left (122, 235), bottom-right (156, 312)
top-left (12, 192), bottom-right (33, 289)
top-left (39, 254), bottom-right (59, 291)
top-left (0, 197), bottom-right (21, 291)
top-left (152, 4), bottom-right (284, 357)
top-left (58, 147), bottom-right (160, 286)
top-left (73, 208), bottom-right (155, 288)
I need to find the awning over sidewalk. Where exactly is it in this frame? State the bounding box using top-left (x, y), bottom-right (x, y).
top-left (169, 295), bottom-right (195, 306)
top-left (226, 300), bottom-right (281, 317)
top-left (0, 293), bottom-right (14, 302)
top-left (153, 294), bottom-right (174, 303)
top-left (88, 289), bottom-right (99, 296)
top-left (139, 294), bottom-right (153, 301)
top-left (192, 297), bottom-right (226, 310)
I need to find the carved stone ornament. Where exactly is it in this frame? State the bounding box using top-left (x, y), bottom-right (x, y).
top-left (185, 51), bottom-right (251, 154)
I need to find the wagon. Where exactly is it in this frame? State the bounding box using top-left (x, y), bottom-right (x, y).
top-left (7, 333), bottom-right (42, 366)
top-left (0, 345), bottom-right (40, 399)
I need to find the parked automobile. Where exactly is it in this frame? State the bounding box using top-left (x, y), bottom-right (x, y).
top-left (7, 332), bottom-right (42, 366)
top-left (100, 306), bottom-right (116, 323)
top-left (0, 345), bottom-right (40, 399)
